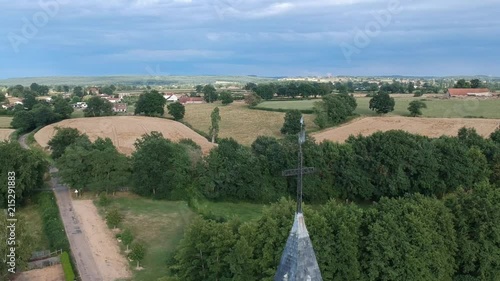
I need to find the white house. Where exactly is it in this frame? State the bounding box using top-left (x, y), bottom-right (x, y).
top-left (113, 103), bottom-right (127, 113)
top-left (73, 102), bottom-right (88, 109)
top-left (163, 94), bottom-right (179, 102)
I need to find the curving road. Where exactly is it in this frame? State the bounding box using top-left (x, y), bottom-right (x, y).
top-left (19, 133), bottom-right (103, 281)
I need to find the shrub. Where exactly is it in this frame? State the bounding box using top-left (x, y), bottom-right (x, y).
top-left (37, 193), bottom-right (70, 252)
top-left (97, 193), bottom-right (111, 207)
top-left (61, 252), bottom-right (75, 281)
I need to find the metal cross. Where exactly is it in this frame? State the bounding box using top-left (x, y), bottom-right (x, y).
top-left (282, 116), bottom-right (316, 213)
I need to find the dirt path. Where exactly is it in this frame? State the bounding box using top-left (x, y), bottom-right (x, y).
top-left (72, 201), bottom-right (132, 281)
top-left (15, 265), bottom-right (64, 281)
top-left (19, 133), bottom-right (104, 281)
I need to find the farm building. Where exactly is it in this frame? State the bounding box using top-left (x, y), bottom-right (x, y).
top-left (113, 103), bottom-right (127, 113)
top-left (36, 96), bottom-right (52, 102)
top-left (105, 97), bottom-right (122, 103)
top-left (446, 88), bottom-right (491, 98)
top-left (163, 94), bottom-right (179, 102)
top-left (179, 96), bottom-right (204, 104)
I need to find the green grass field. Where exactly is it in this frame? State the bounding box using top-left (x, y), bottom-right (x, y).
top-left (0, 116), bottom-right (12, 128)
top-left (102, 193), bottom-right (264, 280)
top-left (258, 97), bottom-right (500, 119)
top-left (18, 203), bottom-right (50, 252)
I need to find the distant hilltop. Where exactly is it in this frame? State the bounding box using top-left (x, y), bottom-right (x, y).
top-left (0, 75), bottom-right (498, 86)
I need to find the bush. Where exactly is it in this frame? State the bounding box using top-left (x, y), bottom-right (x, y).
top-left (61, 251), bottom-right (75, 281)
top-left (106, 208), bottom-right (123, 229)
top-left (98, 193), bottom-right (111, 207)
top-left (37, 193), bottom-right (70, 252)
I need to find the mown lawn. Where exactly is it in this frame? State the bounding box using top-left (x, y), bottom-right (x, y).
top-left (258, 97), bottom-right (500, 119)
top-left (183, 102), bottom-right (318, 146)
top-left (0, 116), bottom-right (13, 128)
top-left (102, 193), bottom-right (265, 281)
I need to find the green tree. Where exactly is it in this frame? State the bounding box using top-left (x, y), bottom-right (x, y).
top-left (244, 93), bottom-right (262, 106)
top-left (408, 100), bottom-right (427, 117)
top-left (167, 102), bottom-right (186, 121)
top-left (47, 127), bottom-right (85, 159)
top-left (129, 242), bottom-right (146, 269)
top-left (254, 84), bottom-right (274, 100)
top-left (195, 85), bottom-right (204, 93)
top-left (407, 82), bottom-right (415, 93)
top-left (31, 104), bottom-right (60, 127)
top-left (314, 94), bottom-right (357, 128)
top-left (135, 90), bottom-right (166, 116)
top-left (84, 96), bottom-right (113, 117)
top-left (11, 110), bottom-right (35, 132)
top-left (455, 79), bottom-right (471, 88)
top-left (23, 92), bottom-right (38, 110)
top-left (219, 91), bottom-right (234, 105)
top-left (281, 110), bottom-right (302, 135)
top-left (73, 86), bottom-right (84, 97)
top-left (106, 208), bottom-right (123, 229)
top-left (131, 132), bottom-right (191, 199)
top-left (121, 229), bottom-right (134, 252)
top-left (369, 92), bottom-right (395, 114)
top-left (470, 79), bottom-right (482, 89)
top-left (53, 96), bottom-right (74, 119)
top-left (446, 184), bottom-right (500, 280)
top-left (0, 142), bottom-right (48, 208)
top-left (244, 82), bottom-right (258, 92)
top-left (209, 107), bottom-right (221, 143)
top-left (203, 85), bottom-right (218, 103)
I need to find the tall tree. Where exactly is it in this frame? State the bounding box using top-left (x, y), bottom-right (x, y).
top-left (22, 92), bottom-right (38, 110)
top-left (53, 96), bottom-right (74, 119)
top-left (369, 92), bottom-right (395, 114)
top-left (209, 107), bottom-right (221, 143)
top-left (254, 84), bottom-right (274, 100)
top-left (131, 132), bottom-right (191, 199)
top-left (84, 96), bottom-right (113, 117)
top-left (470, 79), bottom-right (482, 89)
top-left (47, 127), bottom-right (85, 159)
top-left (135, 90), bottom-right (167, 116)
top-left (167, 102), bottom-right (186, 121)
top-left (408, 100), bottom-right (427, 117)
top-left (281, 110), bottom-right (302, 135)
top-left (11, 111), bottom-right (35, 132)
top-left (454, 79), bottom-right (471, 88)
top-left (203, 85), bottom-right (218, 103)
top-left (219, 91), bottom-right (234, 105)
top-left (73, 86), bottom-right (84, 98)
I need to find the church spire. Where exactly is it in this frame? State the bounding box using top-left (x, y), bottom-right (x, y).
top-left (275, 116), bottom-right (323, 281)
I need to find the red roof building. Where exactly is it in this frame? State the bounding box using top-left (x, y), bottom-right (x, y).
top-left (447, 88), bottom-right (491, 97)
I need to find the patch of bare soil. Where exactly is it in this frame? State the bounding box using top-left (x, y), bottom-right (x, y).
top-left (72, 200), bottom-right (131, 281)
top-left (15, 265), bottom-right (64, 281)
top-left (312, 117), bottom-right (500, 143)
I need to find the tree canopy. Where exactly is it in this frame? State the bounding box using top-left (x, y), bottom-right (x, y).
top-left (84, 96), bottom-right (113, 117)
top-left (369, 92), bottom-right (395, 114)
top-left (167, 102), bottom-right (185, 121)
top-left (135, 90), bottom-right (166, 116)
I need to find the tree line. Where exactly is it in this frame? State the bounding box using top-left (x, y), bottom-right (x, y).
top-left (51, 126), bottom-right (500, 204)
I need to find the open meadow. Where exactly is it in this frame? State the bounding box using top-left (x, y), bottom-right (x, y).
top-left (258, 97), bottom-right (500, 119)
top-left (312, 116), bottom-right (500, 143)
top-left (0, 116), bottom-right (12, 128)
top-left (100, 192), bottom-right (264, 280)
top-left (183, 102), bottom-right (318, 146)
top-left (34, 116), bottom-right (216, 155)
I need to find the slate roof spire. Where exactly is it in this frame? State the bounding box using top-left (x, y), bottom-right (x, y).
top-left (275, 116), bottom-right (323, 281)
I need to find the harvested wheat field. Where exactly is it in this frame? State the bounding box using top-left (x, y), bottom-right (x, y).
top-left (15, 264), bottom-right (64, 281)
top-left (312, 117), bottom-right (500, 143)
top-left (72, 200), bottom-right (132, 281)
top-left (34, 116), bottom-right (216, 155)
top-left (0, 129), bottom-right (14, 141)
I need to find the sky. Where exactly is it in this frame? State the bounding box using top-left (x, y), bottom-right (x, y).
top-left (1, 0), bottom-right (499, 78)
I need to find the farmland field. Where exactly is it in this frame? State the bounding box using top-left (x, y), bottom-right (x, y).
top-left (102, 192), bottom-right (264, 280)
top-left (312, 116), bottom-right (500, 143)
top-left (0, 116), bottom-right (12, 128)
top-left (0, 129), bottom-right (14, 141)
top-left (184, 102), bottom-right (318, 146)
top-left (34, 116), bottom-right (216, 155)
top-left (258, 97), bottom-right (500, 119)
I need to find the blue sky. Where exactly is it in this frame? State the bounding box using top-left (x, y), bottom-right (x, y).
top-left (1, 0), bottom-right (499, 78)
